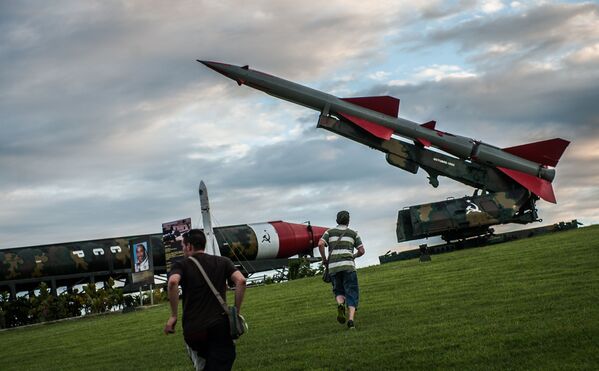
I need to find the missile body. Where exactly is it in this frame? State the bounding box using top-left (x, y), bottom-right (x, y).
top-left (200, 61), bottom-right (569, 203)
top-left (0, 221), bottom-right (328, 294)
top-left (214, 221), bottom-right (327, 261)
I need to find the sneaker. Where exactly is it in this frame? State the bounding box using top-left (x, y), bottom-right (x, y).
top-left (336, 304), bottom-right (346, 324)
top-left (347, 320), bottom-right (355, 329)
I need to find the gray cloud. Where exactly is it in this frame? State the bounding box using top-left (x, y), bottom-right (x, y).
top-left (1, 1), bottom-right (598, 267)
top-left (426, 3), bottom-right (598, 55)
top-left (373, 69), bottom-right (599, 140)
top-left (417, 0), bottom-right (477, 20)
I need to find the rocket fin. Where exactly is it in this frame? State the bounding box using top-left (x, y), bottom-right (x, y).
top-left (414, 121), bottom-right (437, 146)
top-left (337, 112), bottom-right (394, 140)
top-left (337, 96), bottom-right (399, 140)
top-left (497, 167), bottom-right (557, 203)
top-left (421, 120), bottom-right (436, 130)
top-left (503, 138), bottom-right (570, 167)
top-left (341, 96), bottom-right (400, 117)
top-left (415, 138), bottom-right (431, 147)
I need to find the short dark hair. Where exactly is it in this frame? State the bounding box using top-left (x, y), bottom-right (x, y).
top-left (336, 210), bottom-right (350, 225)
top-left (183, 229), bottom-right (206, 251)
top-left (135, 244), bottom-right (146, 254)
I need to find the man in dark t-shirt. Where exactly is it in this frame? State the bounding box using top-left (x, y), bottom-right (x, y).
top-left (164, 229), bottom-right (246, 371)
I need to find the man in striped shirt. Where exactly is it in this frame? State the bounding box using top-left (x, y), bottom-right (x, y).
top-left (318, 210), bottom-right (365, 329)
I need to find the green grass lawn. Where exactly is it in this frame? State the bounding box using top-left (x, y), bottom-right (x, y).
top-left (1, 226), bottom-right (598, 370)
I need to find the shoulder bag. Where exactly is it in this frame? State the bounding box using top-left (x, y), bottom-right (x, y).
top-left (188, 255), bottom-right (247, 339)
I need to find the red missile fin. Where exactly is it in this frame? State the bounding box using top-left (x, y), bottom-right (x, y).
top-left (336, 96), bottom-right (399, 140)
top-left (415, 138), bottom-right (432, 147)
top-left (503, 138), bottom-right (570, 167)
top-left (414, 121), bottom-right (436, 146)
top-left (341, 96), bottom-right (400, 117)
top-left (421, 120), bottom-right (436, 130)
top-left (497, 167), bottom-right (557, 203)
top-left (337, 112), bottom-right (394, 140)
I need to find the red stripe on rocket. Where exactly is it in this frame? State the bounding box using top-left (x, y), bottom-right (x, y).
top-left (246, 221), bottom-right (328, 260)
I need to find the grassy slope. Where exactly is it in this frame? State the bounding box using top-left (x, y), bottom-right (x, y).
top-left (1, 226), bottom-right (598, 370)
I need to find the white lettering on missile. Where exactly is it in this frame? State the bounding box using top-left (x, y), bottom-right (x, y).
top-left (110, 246), bottom-right (122, 254)
top-left (93, 248), bottom-right (104, 256)
top-left (433, 158), bottom-right (455, 167)
top-left (72, 250), bottom-right (85, 258)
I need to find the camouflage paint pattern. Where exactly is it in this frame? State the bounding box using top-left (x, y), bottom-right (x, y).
top-left (397, 189), bottom-right (539, 242)
top-left (1, 224), bottom-right (290, 292)
top-left (2, 253), bottom-right (24, 280)
top-left (215, 225), bottom-right (259, 261)
top-left (1, 238), bottom-right (137, 282)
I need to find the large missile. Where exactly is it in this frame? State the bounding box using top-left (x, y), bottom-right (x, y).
top-left (199, 60), bottom-right (569, 203)
top-left (216, 220), bottom-right (327, 260)
top-left (0, 221), bottom-right (328, 295)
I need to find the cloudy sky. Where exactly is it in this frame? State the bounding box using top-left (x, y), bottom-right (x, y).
top-left (1, 0), bottom-right (598, 267)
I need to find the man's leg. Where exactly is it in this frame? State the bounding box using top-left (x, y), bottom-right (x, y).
top-left (185, 343), bottom-right (207, 371)
top-left (348, 306), bottom-right (356, 321)
top-left (332, 273), bottom-right (346, 324)
top-left (204, 318), bottom-right (236, 371)
top-left (343, 271), bottom-right (360, 328)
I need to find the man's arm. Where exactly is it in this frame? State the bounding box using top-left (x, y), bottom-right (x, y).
top-left (353, 232), bottom-right (365, 259)
top-left (230, 270), bottom-right (246, 313)
top-left (354, 245), bottom-right (365, 259)
top-left (318, 239), bottom-right (327, 264)
top-left (164, 273), bottom-right (181, 334)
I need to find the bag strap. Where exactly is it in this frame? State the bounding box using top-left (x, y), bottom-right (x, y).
top-left (188, 255), bottom-right (230, 314)
top-left (326, 229), bottom-right (349, 266)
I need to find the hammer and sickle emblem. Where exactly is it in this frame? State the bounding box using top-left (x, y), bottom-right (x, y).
top-left (465, 199), bottom-right (481, 214)
top-left (261, 230), bottom-right (271, 243)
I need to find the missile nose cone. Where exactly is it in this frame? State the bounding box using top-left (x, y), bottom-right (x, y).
top-left (198, 60), bottom-right (249, 86)
top-left (197, 60), bottom-right (227, 74)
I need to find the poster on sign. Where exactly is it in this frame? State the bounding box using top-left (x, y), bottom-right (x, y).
top-left (130, 238), bottom-right (154, 284)
top-left (162, 218), bottom-right (192, 274)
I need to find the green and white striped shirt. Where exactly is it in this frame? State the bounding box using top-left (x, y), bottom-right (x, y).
top-left (321, 225), bottom-right (363, 274)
